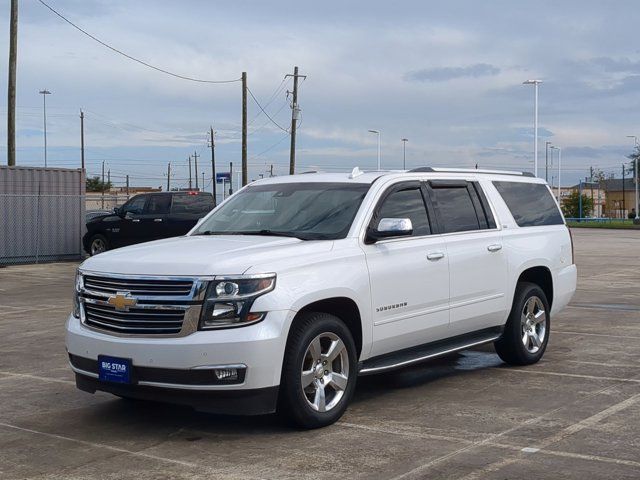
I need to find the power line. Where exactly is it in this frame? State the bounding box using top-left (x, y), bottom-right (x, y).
top-left (246, 87), bottom-right (290, 134)
top-left (36, 0), bottom-right (241, 84)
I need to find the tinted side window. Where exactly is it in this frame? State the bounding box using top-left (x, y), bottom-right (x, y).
top-left (171, 194), bottom-right (214, 215)
top-left (377, 188), bottom-right (431, 236)
top-left (493, 181), bottom-right (564, 227)
top-left (145, 194), bottom-right (171, 215)
top-left (122, 195), bottom-right (147, 215)
top-left (431, 187), bottom-right (481, 233)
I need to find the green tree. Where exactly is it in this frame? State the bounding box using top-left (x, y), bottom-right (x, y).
top-left (562, 190), bottom-right (594, 218)
top-left (627, 145), bottom-right (639, 179)
top-left (86, 176), bottom-right (112, 192)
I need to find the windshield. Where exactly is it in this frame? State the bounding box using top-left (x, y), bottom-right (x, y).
top-left (192, 182), bottom-right (370, 240)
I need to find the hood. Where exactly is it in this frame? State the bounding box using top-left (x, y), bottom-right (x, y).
top-left (80, 235), bottom-right (334, 276)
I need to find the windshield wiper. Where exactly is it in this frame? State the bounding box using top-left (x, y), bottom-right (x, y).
top-left (193, 229), bottom-right (314, 240)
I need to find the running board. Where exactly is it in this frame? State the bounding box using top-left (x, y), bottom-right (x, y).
top-left (358, 326), bottom-right (503, 375)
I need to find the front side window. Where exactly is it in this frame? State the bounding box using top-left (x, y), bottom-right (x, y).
top-left (493, 181), bottom-right (564, 227)
top-left (431, 187), bottom-right (481, 233)
top-left (145, 194), bottom-right (171, 215)
top-left (121, 195), bottom-right (147, 216)
top-left (192, 182), bottom-right (370, 240)
top-left (376, 187), bottom-right (431, 236)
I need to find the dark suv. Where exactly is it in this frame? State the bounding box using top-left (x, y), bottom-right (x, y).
top-left (84, 191), bottom-right (214, 255)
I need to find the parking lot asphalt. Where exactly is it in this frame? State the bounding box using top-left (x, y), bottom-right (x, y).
top-left (1, 228), bottom-right (639, 479)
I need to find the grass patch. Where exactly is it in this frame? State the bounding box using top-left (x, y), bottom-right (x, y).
top-left (567, 220), bottom-right (640, 229)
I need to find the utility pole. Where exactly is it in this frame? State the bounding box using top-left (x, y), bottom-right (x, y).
top-left (286, 66), bottom-right (306, 175)
top-left (101, 160), bottom-right (105, 209)
top-left (229, 161), bottom-right (233, 195)
top-left (622, 164), bottom-right (626, 218)
top-left (188, 155), bottom-right (192, 190)
top-left (209, 127), bottom-right (217, 206)
top-left (202, 172), bottom-right (205, 189)
top-left (7, 0), bottom-right (18, 166)
top-left (270, 164), bottom-right (274, 177)
top-left (39, 89), bottom-right (51, 167)
top-left (545, 141), bottom-right (552, 182)
top-left (193, 151), bottom-right (200, 190)
top-left (166, 162), bottom-right (171, 191)
top-left (241, 72), bottom-right (247, 187)
top-left (590, 166), bottom-right (594, 215)
top-left (107, 169), bottom-right (110, 186)
top-left (80, 110), bottom-right (85, 170)
top-left (126, 175), bottom-right (129, 196)
top-left (401, 138), bottom-right (408, 170)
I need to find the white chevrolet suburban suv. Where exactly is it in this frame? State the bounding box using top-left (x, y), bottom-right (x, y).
top-left (67, 167), bottom-right (577, 428)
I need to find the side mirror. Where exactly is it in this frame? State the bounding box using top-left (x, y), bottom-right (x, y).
top-left (366, 218), bottom-right (413, 243)
top-left (114, 206), bottom-right (123, 216)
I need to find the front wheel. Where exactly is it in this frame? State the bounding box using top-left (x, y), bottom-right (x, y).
top-left (495, 282), bottom-right (550, 365)
top-left (89, 234), bottom-right (109, 256)
top-left (279, 312), bottom-right (357, 429)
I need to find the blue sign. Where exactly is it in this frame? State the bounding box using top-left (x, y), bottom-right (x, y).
top-left (98, 355), bottom-right (132, 384)
top-left (216, 172), bottom-right (231, 183)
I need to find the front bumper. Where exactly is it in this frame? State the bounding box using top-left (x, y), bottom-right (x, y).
top-left (66, 309), bottom-right (294, 402)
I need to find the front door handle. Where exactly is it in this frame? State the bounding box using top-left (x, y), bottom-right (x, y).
top-left (427, 252), bottom-right (445, 261)
top-left (132, 219), bottom-right (140, 223)
top-left (487, 244), bottom-right (502, 252)
top-left (154, 218), bottom-right (163, 222)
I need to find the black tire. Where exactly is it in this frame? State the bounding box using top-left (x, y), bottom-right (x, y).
top-left (279, 312), bottom-right (358, 429)
top-left (495, 282), bottom-right (550, 366)
top-left (89, 234), bottom-right (109, 256)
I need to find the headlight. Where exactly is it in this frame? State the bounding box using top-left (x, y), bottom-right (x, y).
top-left (72, 270), bottom-right (83, 318)
top-left (199, 274), bottom-right (276, 329)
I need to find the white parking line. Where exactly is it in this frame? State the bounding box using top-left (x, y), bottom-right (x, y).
top-left (0, 371), bottom-right (75, 385)
top-left (567, 360), bottom-right (640, 369)
top-left (491, 368), bottom-right (640, 384)
top-left (554, 330), bottom-right (640, 340)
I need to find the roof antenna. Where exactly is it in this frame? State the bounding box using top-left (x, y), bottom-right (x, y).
top-left (349, 166), bottom-right (364, 179)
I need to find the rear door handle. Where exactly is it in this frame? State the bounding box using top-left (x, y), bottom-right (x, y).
top-left (132, 219), bottom-right (140, 223)
top-left (487, 244), bottom-right (502, 252)
top-left (427, 252), bottom-right (445, 261)
top-left (154, 218), bottom-right (163, 222)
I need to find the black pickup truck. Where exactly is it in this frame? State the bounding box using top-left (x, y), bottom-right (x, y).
top-left (83, 191), bottom-right (214, 255)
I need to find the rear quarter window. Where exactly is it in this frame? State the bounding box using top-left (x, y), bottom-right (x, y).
top-left (493, 181), bottom-right (564, 227)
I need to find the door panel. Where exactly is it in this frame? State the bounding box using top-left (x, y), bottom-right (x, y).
top-left (444, 230), bottom-right (508, 335)
top-left (113, 195), bottom-right (148, 247)
top-left (365, 236), bottom-right (450, 356)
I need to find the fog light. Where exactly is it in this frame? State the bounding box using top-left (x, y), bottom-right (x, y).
top-left (215, 368), bottom-right (238, 381)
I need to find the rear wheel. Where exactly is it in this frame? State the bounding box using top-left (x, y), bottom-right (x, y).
top-left (495, 282), bottom-right (550, 365)
top-left (279, 312), bottom-right (357, 429)
top-left (89, 234), bottom-right (109, 255)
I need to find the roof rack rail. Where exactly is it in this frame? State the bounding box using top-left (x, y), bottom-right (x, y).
top-left (408, 167), bottom-right (534, 177)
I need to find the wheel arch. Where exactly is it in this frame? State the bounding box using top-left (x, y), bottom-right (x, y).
top-left (289, 296), bottom-right (364, 359)
top-left (516, 265), bottom-right (554, 309)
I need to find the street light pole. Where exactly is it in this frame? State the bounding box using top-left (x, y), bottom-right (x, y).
top-left (401, 138), bottom-right (408, 170)
top-left (626, 135), bottom-right (639, 220)
top-left (523, 80), bottom-right (542, 177)
top-left (39, 89), bottom-right (51, 167)
top-left (545, 141), bottom-right (552, 182)
top-left (368, 130), bottom-right (381, 170)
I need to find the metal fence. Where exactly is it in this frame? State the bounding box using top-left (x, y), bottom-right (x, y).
top-left (0, 166), bottom-right (85, 265)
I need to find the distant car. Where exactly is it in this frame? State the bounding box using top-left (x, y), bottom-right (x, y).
top-left (83, 191), bottom-right (214, 255)
top-left (85, 210), bottom-right (112, 222)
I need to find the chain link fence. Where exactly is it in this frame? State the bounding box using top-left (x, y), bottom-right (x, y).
top-left (0, 167), bottom-right (85, 266)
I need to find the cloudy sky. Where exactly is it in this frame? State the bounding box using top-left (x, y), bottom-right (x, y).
top-left (1, 0), bottom-right (639, 191)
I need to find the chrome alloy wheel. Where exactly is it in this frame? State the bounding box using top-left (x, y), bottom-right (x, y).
top-left (521, 296), bottom-right (546, 354)
top-left (90, 238), bottom-right (106, 255)
top-left (301, 332), bottom-right (349, 413)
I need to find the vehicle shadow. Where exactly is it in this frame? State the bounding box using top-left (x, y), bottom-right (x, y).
top-left (81, 347), bottom-right (504, 437)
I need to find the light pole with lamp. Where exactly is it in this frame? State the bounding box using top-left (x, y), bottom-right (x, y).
top-left (626, 135), bottom-right (639, 220)
top-left (39, 89), bottom-right (52, 167)
top-left (401, 138), bottom-right (408, 170)
top-left (523, 80), bottom-right (542, 177)
top-left (368, 130), bottom-right (381, 170)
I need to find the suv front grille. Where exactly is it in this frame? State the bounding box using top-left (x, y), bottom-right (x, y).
top-left (84, 275), bottom-right (194, 296)
top-left (83, 303), bottom-right (186, 334)
top-left (78, 273), bottom-right (205, 337)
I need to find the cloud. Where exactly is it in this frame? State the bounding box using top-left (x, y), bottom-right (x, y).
top-left (404, 64), bottom-right (501, 82)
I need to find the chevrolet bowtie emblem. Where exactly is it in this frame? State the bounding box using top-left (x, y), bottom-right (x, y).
top-left (107, 292), bottom-right (137, 311)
